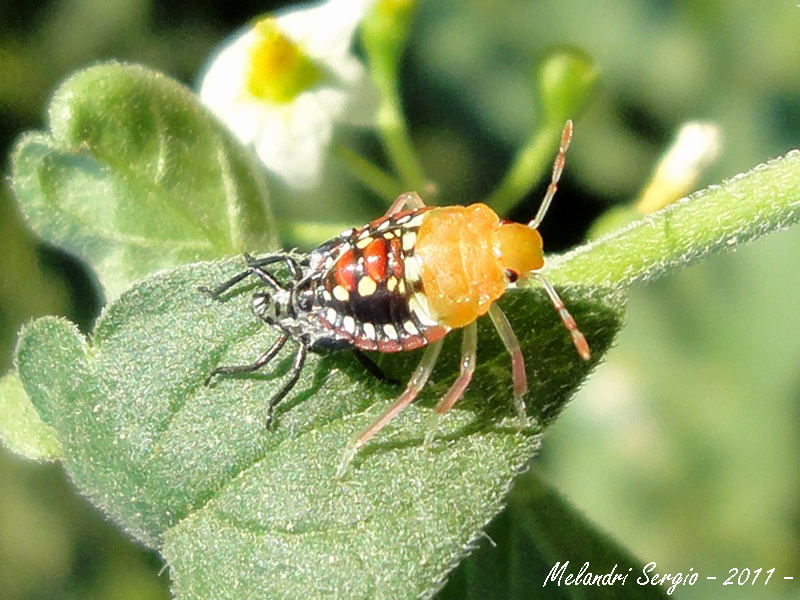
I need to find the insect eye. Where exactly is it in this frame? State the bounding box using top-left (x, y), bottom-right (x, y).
top-left (504, 269), bottom-right (519, 283)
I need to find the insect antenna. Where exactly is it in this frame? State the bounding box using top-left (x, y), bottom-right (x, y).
top-left (528, 120), bottom-right (573, 230)
top-left (524, 120), bottom-right (588, 361)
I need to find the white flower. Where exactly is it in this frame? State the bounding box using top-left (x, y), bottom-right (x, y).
top-left (199, 0), bottom-right (379, 189)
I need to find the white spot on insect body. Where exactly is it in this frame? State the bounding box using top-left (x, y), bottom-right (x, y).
top-left (406, 214), bottom-right (425, 228)
top-left (383, 323), bottom-right (398, 340)
top-left (363, 322), bottom-right (376, 339)
top-left (403, 320), bottom-right (419, 336)
top-left (404, 255), bottom-right (420, 283)
top-left (333, 285), bottom-right (350, 302)
top-left (343, 315), bottom-right (356, 335)
top-left (357, 276), bottom-right (377, 297)
top-left (401, 232), bottom-right (416, 251)
top-left (386, 276), bottom-right (398, 292)
top-left (326, 308), bottom-right (338, 325)
top-left (409, 293), bottom-right (439, 327)
top-left (356, 236), bottom-right (373, 249)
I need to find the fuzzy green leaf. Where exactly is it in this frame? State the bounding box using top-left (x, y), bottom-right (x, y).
top-left (14, 258), bottom-right (622, 598)
top-left (0, 369), bottom-right (62, 461)
top-left (10, 63), bottom-right (278, 298)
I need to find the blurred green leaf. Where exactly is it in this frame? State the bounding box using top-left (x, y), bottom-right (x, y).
top-left (10, 63), bottom-right (278, 299)
top-left (538, 49), bottom-right (598, 126)
top-left (0, 370), bottom-right (61, 462)
top-left (13, 257), bottom-right (621, 598)
top-left (440, 470), bottom-right (668, 600)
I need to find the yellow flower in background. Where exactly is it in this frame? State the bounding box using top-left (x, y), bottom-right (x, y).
top-left (199, 0), bottom-right (379, 189)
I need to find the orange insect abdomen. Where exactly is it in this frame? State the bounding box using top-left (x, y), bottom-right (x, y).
top-left (414, 204), bottom-right (507, 329)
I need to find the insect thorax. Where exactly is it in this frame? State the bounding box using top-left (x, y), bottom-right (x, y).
top-left (251, 282), bottom-right (347, 351)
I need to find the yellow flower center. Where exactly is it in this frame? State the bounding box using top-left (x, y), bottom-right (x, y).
top-left (246, 17), bottom-right (322, 104)
top-left (378, 0), bottom-right (415, 18)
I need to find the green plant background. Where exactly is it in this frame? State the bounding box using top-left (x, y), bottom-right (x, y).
top-left (1, 1), bottom-right (799, 599)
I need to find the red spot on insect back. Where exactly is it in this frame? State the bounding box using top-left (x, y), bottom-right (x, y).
top-left (389, 237), bottom-right (404, 279)
top-left (334, 249), bottom-right (358, 291)
top-left (363, 238), bottom-right (388, 281)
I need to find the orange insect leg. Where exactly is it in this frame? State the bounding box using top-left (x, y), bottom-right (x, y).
top-left (336, 339), bottom-right (444, 477)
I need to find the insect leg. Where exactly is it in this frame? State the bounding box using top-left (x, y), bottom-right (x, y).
top-left (265, 343), bottom-right (308, 426)
top-left (352, 349), bottom-right (402, 385)
top-left (205, 334), bottom-right (289, 385)
top-left (245, 253), bottom-right (303, 281)
top-left (200, 253), bottom-right (294, 297)
top-left (243, 252), bottom-right (303, 290)
top-left (336, 339), bottom-right (444, 477)
top-left (423, 321), bottom-right (478, 447)
top-left (247, 266), bottom-right (283, 291)
top-left (528, 120), bottom-right (573, 230)
top-left (488, 304), bottom-right (528, 426)
top-left (199, 269), bottom-right (258, 298)
top-left (533, 273), bottom-right (591, 361)
top-left (385, 191), bottom-right (426, 216)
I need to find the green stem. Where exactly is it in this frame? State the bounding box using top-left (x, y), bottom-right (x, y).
top-left (546, 151), bottom-right (800, 289)
top-left (376, 89), bottom-right (427, 192)
top-left (484, 122), bottom-right (563, 216)
top-left (333, 143), bottom-right (402, 201)
top-left (360, 0), bottom-right (426, 192)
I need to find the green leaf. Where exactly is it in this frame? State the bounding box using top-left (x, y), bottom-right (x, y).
top-left (14, 258), bottom-right (622, 597)
top-left (440, 470), bottom-right (668, 600)
top-left (10, 63), bottom-right (278, 299)
top-left (0, 369), bottom-right (62, 461)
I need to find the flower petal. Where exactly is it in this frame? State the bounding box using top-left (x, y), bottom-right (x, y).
top-left (277, 0), bottom-right (376, 59)
top-left (198, 0), bottom-right (379, 189)
top-left (252, 92), bottom-right (337, 187)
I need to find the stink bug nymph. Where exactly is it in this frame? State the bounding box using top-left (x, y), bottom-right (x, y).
top-left (202, 121), bottom-right (590, 475)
